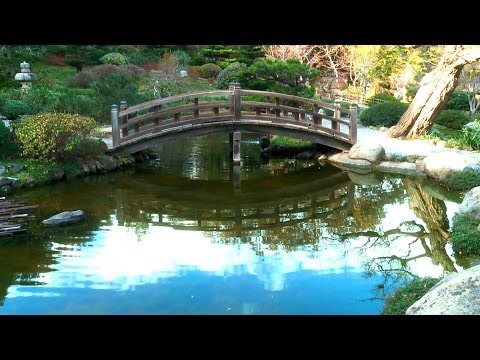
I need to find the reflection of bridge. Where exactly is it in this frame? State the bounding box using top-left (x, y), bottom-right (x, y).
top-left (107, 83), bottom-right (358, 160)
top-left (113, 168), bottom-right (354, 233)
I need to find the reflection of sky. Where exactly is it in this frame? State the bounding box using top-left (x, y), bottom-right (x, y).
top-left (0, 193), bottom-right (462, 315)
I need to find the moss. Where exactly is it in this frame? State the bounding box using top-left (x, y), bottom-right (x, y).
top-left (450, 214), bottom-right (480, 256)
top-left (270, 136), bottom-right (312, 148)
top-left (442, 171), bottom-right (480, 191)
top-left (382, 277), bottom-right (440, 315)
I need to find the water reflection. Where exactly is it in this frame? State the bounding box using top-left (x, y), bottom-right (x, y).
top-left (0, 134), bottom-right (471, 314)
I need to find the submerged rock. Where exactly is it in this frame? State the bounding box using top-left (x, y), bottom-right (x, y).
top-left (406, 265), bottom-right (480, 315)
top-left (42, 210), bottom-right (85, 226)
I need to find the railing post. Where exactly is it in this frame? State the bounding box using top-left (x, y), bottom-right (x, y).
top-left (229, 82), bottom-right (241, 120)
top-left (120, 101), bottom-right (128, 138)
top-left (349, 104), bottom-right (358, 143)
top-left (333, 102), bottom-right (340, 131)
top-left (111, 104), bottom-right (120, 147)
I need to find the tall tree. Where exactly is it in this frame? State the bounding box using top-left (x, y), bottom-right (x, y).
top-left (388, 45), bottom-right (480, 138)
top-left (458, 62), bottom-right (480, 119)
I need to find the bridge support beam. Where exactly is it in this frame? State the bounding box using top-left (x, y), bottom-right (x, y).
top-left (231, 131), bottom-right (241, 163)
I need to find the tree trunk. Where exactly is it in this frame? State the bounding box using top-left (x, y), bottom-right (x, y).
top-left (388, 45), bottom-right (480, 138)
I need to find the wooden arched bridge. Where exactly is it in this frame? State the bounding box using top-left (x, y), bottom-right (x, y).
top-left (107, 83), bottom-right (358, 160)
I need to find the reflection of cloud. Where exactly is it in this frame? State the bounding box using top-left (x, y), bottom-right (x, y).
top-left (6, 198), bottom-right (461, 300)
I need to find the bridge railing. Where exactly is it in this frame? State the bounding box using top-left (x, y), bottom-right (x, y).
top-left (111, 83), bottom-right (357, 148)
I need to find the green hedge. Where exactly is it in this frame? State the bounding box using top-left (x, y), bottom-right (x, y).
top-left (434, 110), bottom-right (469, 130)
top-left (359, 101), bottom-right (409, 127)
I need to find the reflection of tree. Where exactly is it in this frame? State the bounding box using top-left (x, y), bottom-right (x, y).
top-left (403, 178), bottom-right (455, 272)
top-left (340, 178), bottom-right (457, 288)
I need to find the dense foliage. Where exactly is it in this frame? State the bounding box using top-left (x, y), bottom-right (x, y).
top-left (241, 59), bottom-right (320, 97)
top-left (199, 63), bottom-right (222, 79)
top-left (359, 101), bottom-right (409, 127)
top-left (216, 62), bottom-right (247, 89)
top-left (14, 112), bottom-right (97, 161)
top-left (99, 52), bottom-right (128, 66)
top-left (2, 100), bottom-right (31, 119)
top-left (365, 92), bottom-right (398, 105)
top-left (382, 277), bottom-right (439, 315)
top-left (434, 109), bottom-right (469, 130)
top-left (443, 171), bottom-right (480, 191)
top-left (445, 90), bottom-right (470, 111)
top-left (450, 214), bottom-right (480, 256)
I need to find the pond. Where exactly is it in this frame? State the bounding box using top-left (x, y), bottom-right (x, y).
top-left (0, 133), bottom-right (476, 314)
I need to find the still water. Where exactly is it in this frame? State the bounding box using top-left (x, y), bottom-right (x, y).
top-left (0, 134), bottom-right (475, 314)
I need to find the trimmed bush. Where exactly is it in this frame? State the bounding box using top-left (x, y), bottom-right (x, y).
top-left (14, 112), bottom-right (97, 162)
top-left (450, 214), bottom-right (480, 256)
top-left (99, 52), bottom-right (128, 66)
top-left (216, 62), bottom-right (247, 89)
top-left (434, 109), bottom-right (469, 130)
top-left (382, 277), bottom-right (439, 315)
top-left (68, 64), bottom-right (119, 88)
top-left (199, 63), bottom-right (222, 79)
top-left (443, 171), bottom-right (480, 191)
top-left (446, 91), bottom-right (470, 111)
top-left (119, 64), bottom-right (144, 80)
top-left (188, 66), bottom-right (201, 78)
top-left (359, 101), bottom-right (409, 127)
top-left (2, 100), bottom-right (31, 119)
top-left (366, 93), bottom-right (398, 105)
top-left (65, 138), bottom-right (107, 160)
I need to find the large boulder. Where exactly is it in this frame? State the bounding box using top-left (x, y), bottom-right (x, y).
top-left (52, 168), bottom-right (65, 180)
top-left (422, 152), bottom-right (480, 181)
top-left (349, 142), bottom-right (385, 164)
top-left (42, 210), bottom-right (85, 226)
top-left (0, 165), bottom-right (5, 175)
top-left (98, 156), bottom-right (118, 171)
top-left (376, 161), bottom-right (425, 177)
top-left (328, 152), bottom-right (373, 170)
top-left (406, 265), bottom-right (480, 315)
top-left (458, 186), bottom-right (480, 221)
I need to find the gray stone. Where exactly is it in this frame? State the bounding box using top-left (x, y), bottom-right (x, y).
top-left (0, 177), bottom-right (14, 186)
top-left (376, 161), bottom-right (425, 177)
top-left (8, 163), bottom-right (25, 174)
top-left (52, 168), bottom-right (65, 180)
top-left (180, 70), bottom-right (188, 77)
top-left (87, 161), bottom-right (97, 173)
top-left (399, 221), bottom-right (423, 234)
top-left (463, 164), bottom-right (480, 173)
top-left (82, 164), bottom-right (90, 175)
top-left (42, 210), bottom-right (85, 226)
top-left (328, 152), bottom-right (373, 170)
top-left (99, 156), bottom-right (118, 171)
top-left (458, 186), bottom-right (480, 221)
top-left (347, 171), bottom-right (383, 186)
top-left (349, 142), bottom-right (385, 163)
top-left (295, 150), bottom-right (318, 160)
top-left (406, 265), bottom-right (480, 315)
top-left (0, 165), bottom-right (5, 175)
top-left (95, 160), bottom-right (104, 172)
top-left (65, 168), bottom-right (82, 180)
top-left (423, 153), bottom-right (480, 181)
top-left (0, 185), bottom-right (11, 194)
top-left (9, 178), bottom-right (21, 189)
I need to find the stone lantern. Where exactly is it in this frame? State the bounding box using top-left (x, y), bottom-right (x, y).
top-left (14, 61), bottom-right (37, 91)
